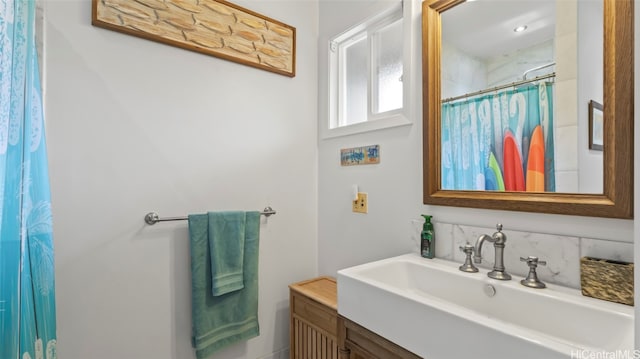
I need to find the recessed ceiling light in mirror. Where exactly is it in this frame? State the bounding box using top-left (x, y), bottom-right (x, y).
top-left (513, 25), bottom-right (528, 33)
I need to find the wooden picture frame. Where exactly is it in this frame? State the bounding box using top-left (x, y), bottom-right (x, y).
top-left (423, 0), bottom-right (633, 219)
top-left (91, 0), bottom-right (296, 77)
top-left (589, 100), bottom-right (604, 151)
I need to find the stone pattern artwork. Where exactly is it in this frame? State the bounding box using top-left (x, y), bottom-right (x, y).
top-left (92, 0), bottom-right (296, 77)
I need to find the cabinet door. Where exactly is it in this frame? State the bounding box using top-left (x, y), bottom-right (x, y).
top-left (338, 316), bottom-right (422, 359)
top-left (290, 290), bottom-right (339, 359)
top-left (292, 315), bottom-right (339, 359)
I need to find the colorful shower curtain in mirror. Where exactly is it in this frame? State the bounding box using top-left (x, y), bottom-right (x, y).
top-left (0, 1), bottom-right (57, 359)
top-left (441, 83), bottom-right (555, 192)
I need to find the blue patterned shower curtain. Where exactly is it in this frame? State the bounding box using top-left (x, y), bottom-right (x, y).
top-left (0, 1), bottom-right (57, 358)
top-left (441, 82), bottom-right (556, 192)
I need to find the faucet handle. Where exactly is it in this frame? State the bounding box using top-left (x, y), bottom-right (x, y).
top-left (520, 256), bottom-right (547, 289)
top-left (458, 243), bottom-right (478, 273)
top-left (520, 256), bottom-right (547, 267)
top-left (459, 243), bottom-right (474, 254)
top-left (496, 223), bottom-right (503, 232)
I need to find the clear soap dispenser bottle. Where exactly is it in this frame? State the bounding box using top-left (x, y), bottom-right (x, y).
top-left (421, 215), bottom-right (435, 259)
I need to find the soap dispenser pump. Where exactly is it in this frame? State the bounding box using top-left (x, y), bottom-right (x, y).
top-left (421, 215), bottom-right (435, 259)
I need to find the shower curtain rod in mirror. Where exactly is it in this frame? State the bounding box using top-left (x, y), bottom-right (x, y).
top-left (522, 62), bottom-right (555, 80)
top-left (441, 72), bottom-right (556, 104)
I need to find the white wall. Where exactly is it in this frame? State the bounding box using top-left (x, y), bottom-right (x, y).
top-left (318, 0), bottom-right (633, 286)
top-left (318, 0), bottom-right (424, 274)
top-left (45, 1), bottom-right (318, 358)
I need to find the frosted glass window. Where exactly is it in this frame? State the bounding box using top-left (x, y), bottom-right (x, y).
top-left (328, 4), bottom-right (406, 132)
top-left (373, 19), bottom-right (403, 113)
top-left (343, 36), bottom-right (368, 126)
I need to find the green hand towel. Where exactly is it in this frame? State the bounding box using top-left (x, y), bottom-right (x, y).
top-left (208, 211), bottom-right (245, 296)
top-left (189, 212), bottom-right (260, 359)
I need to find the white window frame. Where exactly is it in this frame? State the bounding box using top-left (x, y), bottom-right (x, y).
top-left (323, 0), bottom-right (415, 139)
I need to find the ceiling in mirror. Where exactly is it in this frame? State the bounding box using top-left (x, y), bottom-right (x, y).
top-left (442, 1), bottom-right (555, 60)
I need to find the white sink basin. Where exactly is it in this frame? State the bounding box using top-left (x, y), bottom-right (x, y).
top-left (337, 253), bottom-right (634, 359)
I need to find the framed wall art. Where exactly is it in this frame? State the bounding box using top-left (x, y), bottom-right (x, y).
top-left (92, 0), bottom-right (296, 77)
top-left (589, 100), bottom-right (603, 151)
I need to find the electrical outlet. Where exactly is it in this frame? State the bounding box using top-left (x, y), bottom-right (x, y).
top-left (352, 192), bottom-right (368, 213)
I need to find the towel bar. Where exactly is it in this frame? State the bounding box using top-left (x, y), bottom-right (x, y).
top-left (144, 206), bottom-right (276, 225)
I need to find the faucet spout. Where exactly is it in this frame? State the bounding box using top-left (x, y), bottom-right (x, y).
top-left (472, 224), bottom-right (511, 281)
top-left (473, 234), bottom-right (493, 263)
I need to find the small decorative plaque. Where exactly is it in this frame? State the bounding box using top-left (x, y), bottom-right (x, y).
top-left (340, 145), bottom-right (380, 166)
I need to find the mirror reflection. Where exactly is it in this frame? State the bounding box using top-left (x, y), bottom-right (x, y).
top-left (440, 0), bottom-right (603, 194)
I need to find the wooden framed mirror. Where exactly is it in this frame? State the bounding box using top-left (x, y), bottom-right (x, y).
top-left (422, 0), bottom-right (633, 219)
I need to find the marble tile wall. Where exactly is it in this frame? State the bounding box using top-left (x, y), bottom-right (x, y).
top-left (441, 41), bottom-right (487, 99)
top-left (485, 39), bottom-right (554, 87)
top-left (554, 0), bottom-right (580, 194)
top-left (428, 221), bottom-right (633, 289)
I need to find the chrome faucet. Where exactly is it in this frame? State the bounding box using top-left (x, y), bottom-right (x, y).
top-left (473, 224), bottom-right (511, 280)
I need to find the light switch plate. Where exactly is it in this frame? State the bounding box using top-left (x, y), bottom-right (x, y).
top-left (352, 192), bottom-right (368, 214)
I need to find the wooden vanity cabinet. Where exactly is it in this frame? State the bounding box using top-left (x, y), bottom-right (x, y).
top-left (289, 276), bottom-right (339, 359)
top-left (337, 316), bottom-right (421, 359)
top-left (289, 276), bottom-right (420, 359)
